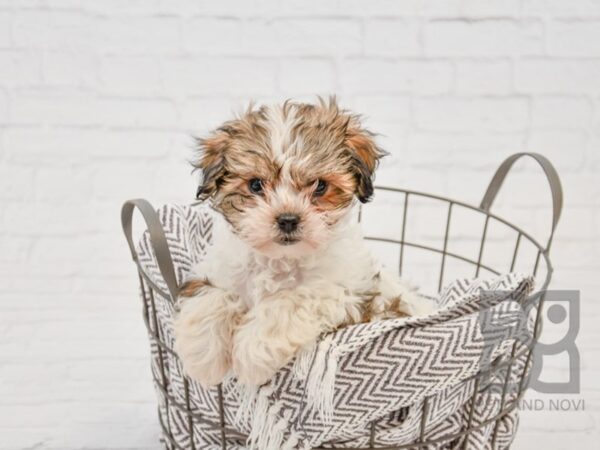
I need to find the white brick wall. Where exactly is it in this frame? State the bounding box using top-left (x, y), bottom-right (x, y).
top-left (0, 1), bottom-right (598, 449)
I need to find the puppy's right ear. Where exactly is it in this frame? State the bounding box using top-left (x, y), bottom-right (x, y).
top-left (193, 130), bottom-right (229, 200)
top-left (345, 120), bottom-right (387, 204)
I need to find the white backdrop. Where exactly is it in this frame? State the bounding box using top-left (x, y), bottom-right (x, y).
top-left (0, 1), bottom-right (599, 449)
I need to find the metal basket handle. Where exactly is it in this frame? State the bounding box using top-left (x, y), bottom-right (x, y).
top-left (121, 199), bottom-right (179, 301)
top-left (480, 152), bottom-right (563, 252)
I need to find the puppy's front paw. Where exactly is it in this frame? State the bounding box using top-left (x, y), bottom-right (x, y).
top-left (174, 321), bottom-right (230, 387)
top-left (231, 332), bottom-right (291, 386)
top-left (174, 289), bottom-right (239, 387)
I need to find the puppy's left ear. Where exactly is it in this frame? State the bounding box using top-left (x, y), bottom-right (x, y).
top-left (345, 120), bottom-right (387, 203)
top-left (193, 129), bottom-right (230, 200)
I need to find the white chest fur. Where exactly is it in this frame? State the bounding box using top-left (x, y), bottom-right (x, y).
top-left (194, 213), bottom-right (381, 309)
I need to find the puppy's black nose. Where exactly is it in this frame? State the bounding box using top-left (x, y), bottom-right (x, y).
top-left (277, 214), bottom-right (300, 233)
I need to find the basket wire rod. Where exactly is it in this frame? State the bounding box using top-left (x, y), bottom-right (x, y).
top-left (135, 262), bottom-right (172, 304)
top-left (157, 405), bottom-right (173, 450)
top-left (516, 248), bottom-right (545, 397)
top-left (183, 377), bottom-right (196, 450)
top-left (144, 324), bottom-right (178, 357)
top-left (148, 286), bottom-right (174, 440)
top-left (364, 237), bottom-right (500, 277)
top-left (460, 340), bottom-right (529, 386)
top-left (150, 377), bottom-right (246, 437)
top-left (218, 384), bottom-right (228, 450)
top-left (139, 276), bottom-right (153, 335)
top-left (418, 397), bottom-right (430, 444)
top-left (545, 232), bottom-right (555, 255)
top-left (491, 344), bottom-right (518, 447)
top-left (138, 273), bottom-right (156, 354)
top-left (376, 186), bottom-right (549, 256)
top-left (398, 192), bottom-right (409, 277)
top-left (509, 233), bottom-right (522, 272)
top-left (475, 215), bottom-right (490, 278)
top-left (533, 249), bottom-right (542, 277)
top-left (461, 377), bottom-right (481, 450)
top-left (369, 421), bottom-right (376, 448)
top-left (138, 273), bottom-right (150, 322)
top-left (157, 409), bottom-right (187, 450)
top-left (438, 202), bottom-right (453, 293)
top-left (140, 277), bottom-right (172, 447)
top-left (136, 280), bottom-right (178, 358)
top-left (139, 278), bottom-right (230, 444)
top-left (518, 289), bottom-right (547, 396)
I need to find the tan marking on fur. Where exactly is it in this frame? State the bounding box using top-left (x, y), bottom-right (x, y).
top-left (350, 293), bottom-right (410, 327)
top-left (347, 133), bottom-right (376, 170)
top-left (178, 278), bottom-right (212, 298)
top-left (387, 296), bottom-right (410, 318)
top-left (313, 172), bottom-right (356, 211)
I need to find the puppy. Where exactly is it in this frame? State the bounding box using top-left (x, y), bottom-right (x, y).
top-left (174, 98), bottom-right (433, 387)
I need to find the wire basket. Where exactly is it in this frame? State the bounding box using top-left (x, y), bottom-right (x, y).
top-left (122, 152), bottom-right (562, 449)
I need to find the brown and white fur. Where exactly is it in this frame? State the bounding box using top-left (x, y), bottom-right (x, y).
top-left (174, 98), bottom-right (434, 388)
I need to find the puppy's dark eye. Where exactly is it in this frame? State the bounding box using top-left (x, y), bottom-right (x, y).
top-left (248, 178), bottom-right (264, 194)
top-left (314, 179), bottom-right (328, 197)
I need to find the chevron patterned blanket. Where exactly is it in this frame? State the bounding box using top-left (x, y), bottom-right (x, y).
top-left (136, 203), bottom-right (535, 450)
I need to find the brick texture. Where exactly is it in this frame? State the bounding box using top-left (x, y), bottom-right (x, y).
top-left (0, 1), bottom-right (598, 449)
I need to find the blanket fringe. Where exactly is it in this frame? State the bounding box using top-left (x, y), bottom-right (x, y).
top-left (232, 382), bottom-right (260, 427)
top-left (248, 399), bottom-right (285, 450)
top-left (293, 343), bottom-right (317, 381)
top-left (281, 430), bottom-right (301, 450)
top-left (304, 334), bottom-right (338, 423)
top-left (232, 382), bottom-right (292, 450)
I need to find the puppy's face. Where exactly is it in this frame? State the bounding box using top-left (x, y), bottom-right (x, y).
top-left (194, 99), bottom-right (385, 258)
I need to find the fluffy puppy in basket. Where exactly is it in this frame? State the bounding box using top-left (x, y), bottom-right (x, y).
top-left (175, 98), bottom-right (433, 387)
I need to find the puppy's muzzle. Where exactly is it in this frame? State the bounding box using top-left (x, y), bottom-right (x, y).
top-left (276, 214), bottom-right (300, 234)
